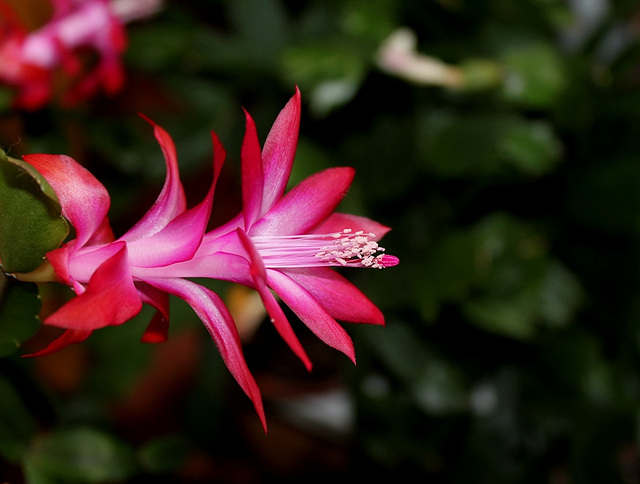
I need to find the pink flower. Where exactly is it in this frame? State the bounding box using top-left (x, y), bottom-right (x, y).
top-left (0, 0), bottom-right (161, 109)
top-left (23, 89), bottom-right (398, 429)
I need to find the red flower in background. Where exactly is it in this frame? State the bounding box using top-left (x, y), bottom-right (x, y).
top-left (22, 89), bottom-right (398, 429)
top-left (0, 0), bottom-right (161, 109)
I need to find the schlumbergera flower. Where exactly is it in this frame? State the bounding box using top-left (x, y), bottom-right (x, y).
top-left (0, 0), bottom-right (162, 109)
top-left (21, 89), bottom-right (398, 429)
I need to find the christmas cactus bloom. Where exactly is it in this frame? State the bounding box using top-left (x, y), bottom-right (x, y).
top-left (22, 89), bottom-right (398, 428)
top-left (155, 89), bottom-right (399, 371)
top-left (0, 0), bottom-right (162, 109)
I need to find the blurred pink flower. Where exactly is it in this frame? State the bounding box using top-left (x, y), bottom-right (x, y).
top-left (0, 0), bottom-right (161, 109)
top-left (22, 89), bottom-right (398, 429)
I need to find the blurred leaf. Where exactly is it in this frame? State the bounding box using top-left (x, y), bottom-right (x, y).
top-left (365, 322), bottom-right (468, 414)
top-left (499, 120), bottom-right (562, 175)
top-left (466, 214), bottom-right (581, 338)
top-left (0, 274), bottom-right (41, 357)
top-left (500, 42), bottom-right (566, 108)
top-left (0, 149), bottom-right (69, 273)
top-left (463, 296), bottom-right (538, 340)
top-left (228, 0), bottom-right (289, 61)
top-left (342, 0), bottom-right (397, 44)
top-left (422, 113), bottom-right (561, 178)
top-left (536, 261), bottom-right (583, 327)
top-left (415, 230), bottom-right (479, 321)
top-left (419, 213), bottom-right (581, 338)
top-left (282, 40), bottom-right (367, 115)
top-left (0, 375), bottom-right (38, 463)
top-left (138, 434), bottom-right (190, 474)
top-left (459, 58), bottom-right (504, 91)
top-left (126, 23), bottom-right (193, 72)
top-left (24, 427), bottom-right (137, 483)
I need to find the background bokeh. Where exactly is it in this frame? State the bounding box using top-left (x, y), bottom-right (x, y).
top-left (2, 0), bottom-right (640, 482)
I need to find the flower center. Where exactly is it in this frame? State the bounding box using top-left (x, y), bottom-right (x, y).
top-left (251, 229), bottom-right (399, 269)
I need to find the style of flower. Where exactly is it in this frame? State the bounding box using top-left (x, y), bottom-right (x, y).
top-left (22, 89), bottom-right (398, 429)
top-left (0, 0), bottom-right (162, 109)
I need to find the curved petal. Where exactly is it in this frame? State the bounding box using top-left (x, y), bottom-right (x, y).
top-left (241, 109), bottom-right (264, 229)
top-left (63, 240), bottom-right (125, 284)
top-left (47, 244), bottom-right (71, 285)
top-left (310, 213), bottom-right (391, 241)
top-left (266, 269), bottom-right (356, 363)
top-left (283, 267), bottom-right (385, 325)
top-left (22, 154), bottom-right (110, 248)
top-left (209, 129), bottom-right (227, 199)
top-left (261, 87), bottom-right (301, 213)
top-left (144, 277), bottom-right (266, 431)
top-left (45, 242), bottom-right (143, 331)
top-left (126, 182), bottom-right (213, 267)
top-left (22, 329), bottom-right (92, 358)
top-left (87, 215), bottom-right (115, 245)
top-left (236, 229), bottom-right (312, 371)
top-left (136, 281), bottom-right (170, 343)
top-left (200, 212), bottom-right (244, 247)
top-left (121, 117), bottom-right (187, 241)
top-left (133, 243), bottom-right (252, 286)
top-left (249, 167), bottom-right (355, 237)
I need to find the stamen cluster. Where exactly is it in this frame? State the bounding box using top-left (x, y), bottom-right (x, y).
top-left (252, 229), bottom-right (397, 269)
top-left (317, 229), bottom-right (391, 268)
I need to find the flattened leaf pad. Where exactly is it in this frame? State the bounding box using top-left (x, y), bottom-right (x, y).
top-left (0, 149), bottom-right (69, 274)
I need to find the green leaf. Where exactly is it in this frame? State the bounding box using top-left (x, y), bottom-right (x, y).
top-left (463, 296), bottom-right (538, 340)
top-left (342, 0), bottom-right (397, 44)
top-left (24, 427), bottom-right (137, 483)
top-left (364, 322), bottom-right (468, 414)
top-left (499, 119), bottom-right (562, 176)
top-left (0, 273), bottom-right (41, 357)
top-left (282, 40), bottom-right (367, 116)
top-left (421, 113), bottom-right (562, 178)
top-left (0, 149), bottom-right (69, 273)
top-left (500, 42), bottom-right (566, 108)
top-left (138, 434), bottom-right (190, 474)
top-left (415, 230), bottom-right (479, 321)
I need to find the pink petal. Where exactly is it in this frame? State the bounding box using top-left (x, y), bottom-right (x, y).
top-left (47, 244), bottom-right (71, 285)
top-left (283, 267), bottom-right (385, 325)
top-left (210, 130), bottom-right (227, 194)
top-left (200, 212), bottom-right (243, 246)
top-left (45, 242), bottom-right (142, 331)
top-left (139, 312), bottom-right (169, 344)
top-left (310, 213), bottom-right (391, 241)
top-left (86, 216), bottom-right (115, 245)
top-left (136, 281), bottom-right (170, 343)
top-left (261, 87), bottom-right (301, 212)
top-left (133, 248), bottom-right (252, 286)
top-left (23, 154), bottom-right (110, 248)
top-left (266, 269), bottom-right (356, 363)
top-left (144, 277), bottom-right (266, 431)
top-left (236, 229), bottom-right (312, 371)
top-left (22, 329), bottom-right (92, 357)
top-left (241, 109), bottom-right (264, 229)
top-left (63, 240), bottom-right (125, 284)
top-left (249, 167), bottom-right (355, 237)
top-left (164, 130), bottom-right (228, 254)
top-left (121, 117), bottom-right (187, 241)
top-left (126, 182), bottom-right (213, 267)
